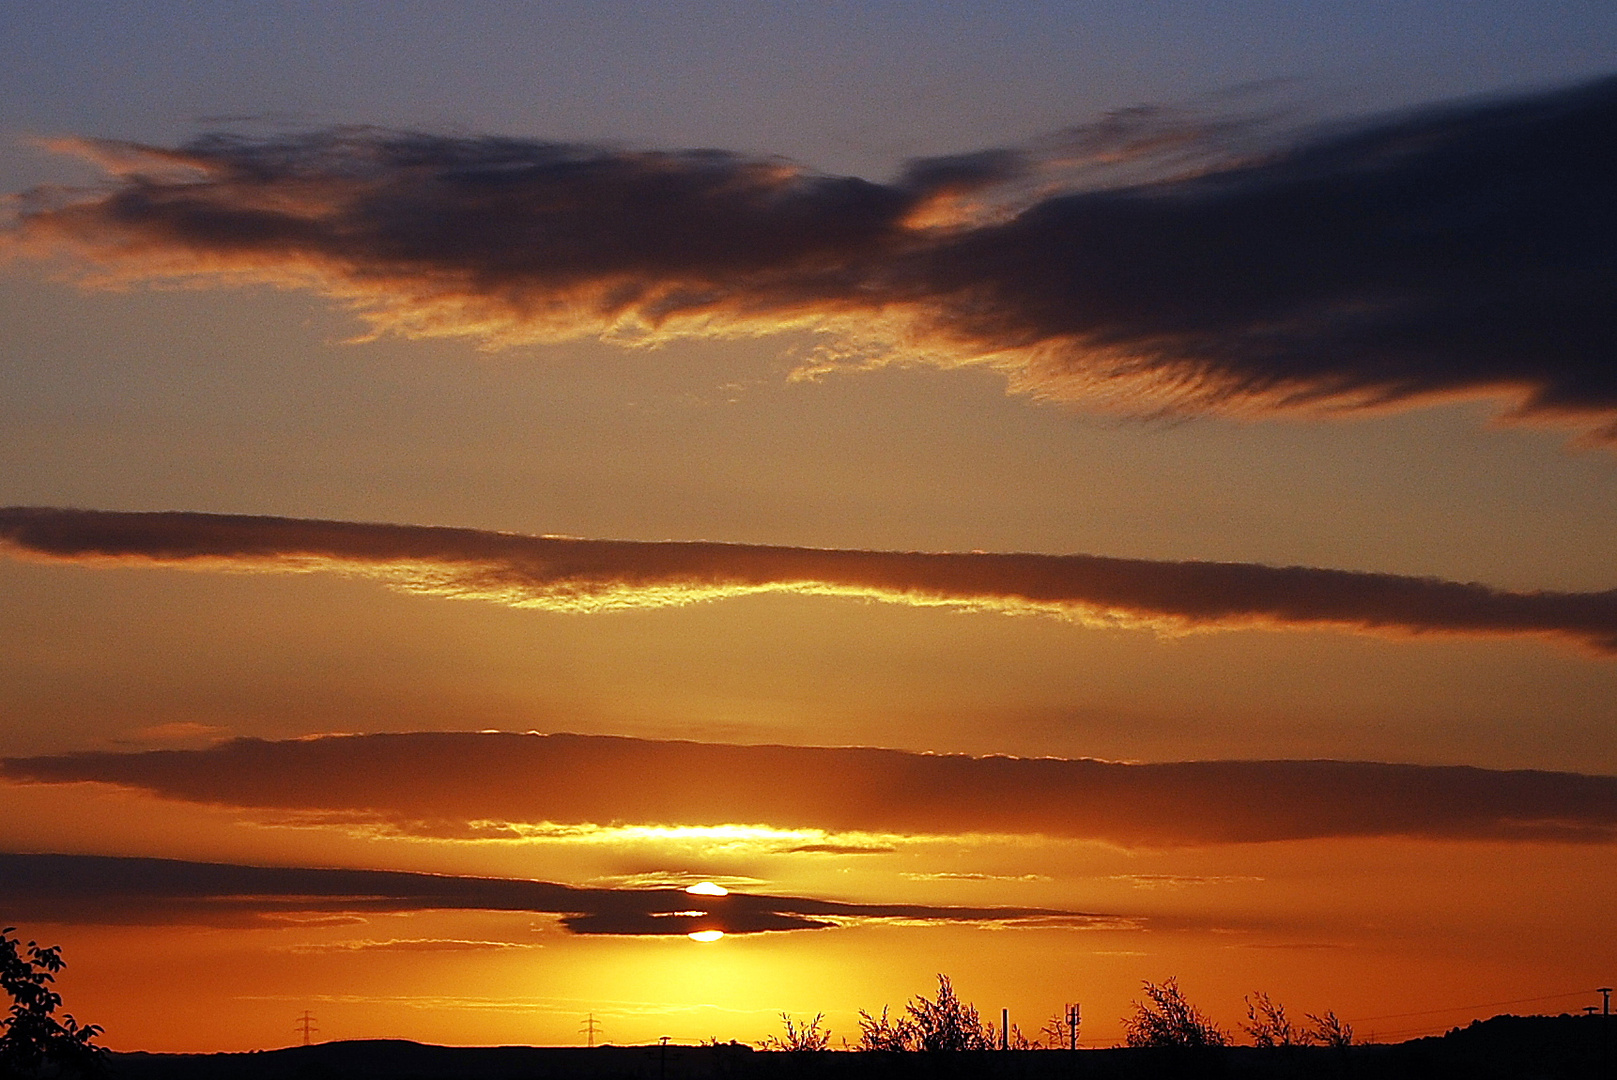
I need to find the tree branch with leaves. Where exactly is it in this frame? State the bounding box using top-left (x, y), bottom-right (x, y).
top-left (1, 928), bottom-right (105, 1078)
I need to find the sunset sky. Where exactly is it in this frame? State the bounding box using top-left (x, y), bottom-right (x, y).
top-left (3, 0), bottom-right (1617, 1053)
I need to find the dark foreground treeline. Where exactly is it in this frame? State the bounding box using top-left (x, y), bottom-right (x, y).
top-left (105, 1015), bottom-right (1615, 1080)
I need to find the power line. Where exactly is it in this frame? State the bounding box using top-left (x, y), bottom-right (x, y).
top-left (1349, 989), bottom-right (1595, 1023)
top-left (294, 1010), bottom-right (318, 1046)
top-left (1365, 1018), bottom-right (1499, 1040)
top-left (580, 1013), bottom-right (602, 1048)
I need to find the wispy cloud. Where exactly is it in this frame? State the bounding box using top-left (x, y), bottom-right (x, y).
top-left (779, 843), bottom-right (898, 855)
top-left (1108, 874), bottom-right (1264, 890)
top-left (5, 507), bottom-right (1617, 652)
top-left (272, 938), bottom-right (542, 954)
top-left (903, 873), bottom-right (1053, 883)
top-left (8, 76), bottom-right (1616, 437)
top-left (7, 731), bottom-right (1616, 847)
top-left (0, 852), bottom-right (1106, 935)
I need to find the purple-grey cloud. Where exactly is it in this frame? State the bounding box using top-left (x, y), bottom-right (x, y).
top-left (7, 76), bottom-right (1617, 437)
top-left (4, 507), bottom-right (1617, 652)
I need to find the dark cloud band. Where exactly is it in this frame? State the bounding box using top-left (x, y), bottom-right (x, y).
top-left (7, 732), bottom-right (1615, 846)
top-left (0, 852), bottom-right (1095, 935)
top-left (3, 506), bottom-right (1617, 652)
top-left (8, 75), bottom-right (1617, 436)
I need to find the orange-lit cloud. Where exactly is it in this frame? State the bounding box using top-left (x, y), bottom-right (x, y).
top-left (4, 507), bottom-right (1617, 652)
top-left (7, 732), bottom-right (1615, 847)
top-left (0, 852), bottom-right (1106, 935)
top-left (7, 76), bottom-right (1617, 436)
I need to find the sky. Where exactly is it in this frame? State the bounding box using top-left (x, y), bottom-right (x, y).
top-left (2, 0), bottom-right (1617, 1053)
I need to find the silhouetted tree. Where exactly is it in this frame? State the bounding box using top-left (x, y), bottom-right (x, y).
top-left (1242, 991), bottom-right (1300, 1047)
top-left (0, 928), bottom-right (105, 1078)
top-left (1123, 978), bottom-right (1228, 1048)
top-left (1305, 1010), bottom-right (1354, 1048)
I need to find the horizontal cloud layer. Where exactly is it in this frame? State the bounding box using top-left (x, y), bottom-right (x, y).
top-left (7, 732), bottom-right (1615, 846)
top-left (0, 852), bottom-right (1097, 934)
top-left (8, 76), bottom-right (1617, 436)
top-left (4, 507), bottom-right (1617, 651)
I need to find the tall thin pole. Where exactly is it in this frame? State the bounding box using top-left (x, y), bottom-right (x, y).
top-left (581, 1013), bottom-right (602, 1047)
top-left (1600, 987), bottom-right (1615, 1075)
top-left (1066, 1004), bottom-right (1080, 1051)
top-left (295, 1011), bottom-right (317, 1046)
top-left (1001, 1008), bottom-right (1008, 1050)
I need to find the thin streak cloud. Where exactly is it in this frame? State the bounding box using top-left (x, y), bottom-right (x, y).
top-left (6, 76), bottom-right (1616, 436)
top-left (4, 506), bottom-right (1617, 652)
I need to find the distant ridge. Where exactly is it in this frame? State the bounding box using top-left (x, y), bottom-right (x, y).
top-left (107, 1014), bottom-right (1616, 1079)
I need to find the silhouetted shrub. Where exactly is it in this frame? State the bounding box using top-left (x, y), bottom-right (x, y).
top-left (855, 975), bottom-right (997, 1051)
top-left (855, 1005), bottom-right (913, 1051)
top-left (1041, 1008), bottom-right (1079, 1049)
top-left (1242, 991), bottom-right (1300, 1047)
top-left (905, 974), bottom-right (993, 1052)
top-left (760, 1013), bottom-right (830, 1052)
top-left (1123, 978), bottom-right (1228, 1048)
top-left (1305, 1009), bottom-right (1354, 1047)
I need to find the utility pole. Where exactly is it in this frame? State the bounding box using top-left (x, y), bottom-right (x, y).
top-left (1600, 987), bottom-right (1615, 1075)
top-left (580, 1013), bottom-right (602, 1047)
top-left (1065, 1003), bottom-right (1080, 1051)
top-left (294, 1011), bottom-right (318, 1046)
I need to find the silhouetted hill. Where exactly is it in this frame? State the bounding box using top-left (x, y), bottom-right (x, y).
top-left (106, 1015), bottom-right (1617, 1080)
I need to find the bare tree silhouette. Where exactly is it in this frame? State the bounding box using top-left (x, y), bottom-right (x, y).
top-left (1123, 978), bottom-right (1228, 1048)
top-left (1305, 1010), bottom-right (1354, 1048)
top-left (1, 928), bottom-right (105, 1078)
top-left (1243, 991), bottom-right (1301, 1047)
top-left (759, 1013), bottom-right (830, 1052)
top-left (855, 1005), bottom-right (913, 1052)
top-left (1002, 1021), bottom-right (1038, 1050)
top-left (1041, 1007), bottom-right (1080, 1049)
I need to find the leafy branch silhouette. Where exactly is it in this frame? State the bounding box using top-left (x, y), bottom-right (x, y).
top-left (1, 927), bottom-right (106, 1078)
